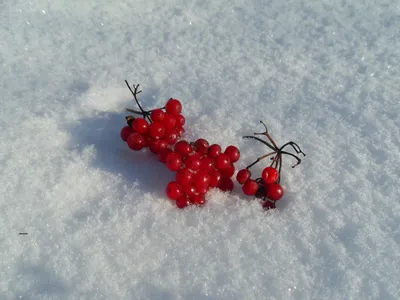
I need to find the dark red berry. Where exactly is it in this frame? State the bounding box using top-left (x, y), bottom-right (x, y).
top-left (150, 109), bottom-right (165, 122)
top-left (224, 145), bottom-right (240, 163)
top-left (149, 122), bottom-right (166, 139)
top-left (120, 126), bottom-right (133, 141)
top-left (220, 163), bottom-right (235, 178)
top-left (126, 133), bottom-right (145, 151)
top-left (175, 114), bottom-right (186, 127)
top-left (132, 118), bottom-right (149, 134)
top-left (199, 156), bottom-right (214, 173)
top-left (209, 169), bottom-right (221, 188)
top-left (184, 153), bottom-right (201, 171)
top-left (218, 177), bottom-right (234, 192)
top-left (166, 181), bottom-right (183, 200)
top-left (208, 144), bottom-right (221, 158)
top-left (236, 169), bottom-right (251, 184)
top-left (158, 148), bottom-right (173, 163)
top-left (176, 195), bottom-right (189, 209)
top-left (176, 126), bottom-right (185, 137)
top-left (165, 98), bottom-right (182, 115)
top-left (184, 184), bottom-right (197, 198)
top-left (193, 170), bottom-right (210, 191)
top-left (242, 179), bottom-right (258, 196)
top-left (163, 113), bottom-right (177, 132)
top-left (174, 140), bottom-right (192, 157)
top-left (262, 167), bottom-right (280, 184)
top-left (262, 201), bottom-right (276, 210)
top-left (176, 168), bottom-right (193, 187)
top-left (266, 183), bottom-right (284, 201)
top-left (214, 153), bottom-right (231, 170)
top-left (192, 194), bottom-right (206, 206)
top-left (149, 139), bottom-right (168, 154)
top-left (193, 139), bottom-right (209, 155)
top-left (166, 152), bottom-right (183, 171)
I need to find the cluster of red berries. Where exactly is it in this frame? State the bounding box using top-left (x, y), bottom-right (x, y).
top-left (165, 139), bottom-right (240, 208)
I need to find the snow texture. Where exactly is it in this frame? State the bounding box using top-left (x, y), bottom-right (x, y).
top-left (1, 0), bottom-right (400, 299)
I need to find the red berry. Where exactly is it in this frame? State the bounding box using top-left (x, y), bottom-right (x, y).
top-left (184, 153), bottom-right (201, 171)
top-left (126, 133), bottom-right (145, 151)
top-left (242, 179), bottom-right (258, 196)
top-left (175, 114), bottom-right (186, 127)
top-left (165, 128), bottom-right (179, 145)
top-left (266, 183), bottom-right (284, 201)
top-left (150, 109), bottom-right (165, 122)
top-left (214, 153), bottom-right (231, 170)
top-left (184, 184), bottom-right (197, 198)
top-left (195, 184), bottom-right (209, 195)
top-left (220, 163), bottom-right (235, 178)
top-left (236, 169), bottom-right (251, 184)
top-left (143, 135), bottom-right (154, 147)
top-left (174, 140), bottom-right (192, 157)
top-left (192, 194), bottom-right (206, 206)
top-left (176, 195), bottom-right (189, 209)
top-left (158, 148), bottom-right (173, 163)
top-left (193, 170), bottom-right (210, 191)
top-left (208, 144), bottom-right (221, 158)
top-left (166, 181), bottom-right (183, 200)
top-left (218, 177), bottom-right (234, 192)
top-left (149, 122), bottom-right (166, 139)
top-left (165, 98), bottom-right (182, 115)
top-left (166, 152), bottom-right (183, 171)
top-left (120, 126), bottom-right (132, 141)
top-left (199, 156), bottom-right (214, 173)
top-left (224, 145), bottom-right (240, 163)
top-left (149, 139), bottom-right (168, 154)
top-left (262, 201), bottom-right (276, 210)
top-left (193, 139), bottom-right (209, 155)
top-left (262, 167), bottom-right (280, 184)
top-left (209, 169), bottom-right (221, 188)
top-left (163, 113), bottom-right (177, 132)
top-left (176, 126), bottom-right (185, 137)
top-left (176, 168), bottom-right (193, 187)
top-left (132, 118), bottom-right (149, 134)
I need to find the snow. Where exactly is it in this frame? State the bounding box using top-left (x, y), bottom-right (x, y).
top-left (1, 0), bottom-right (400, 299)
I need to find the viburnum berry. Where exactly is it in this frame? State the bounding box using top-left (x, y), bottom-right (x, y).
top-left (208, 144), bottom-right (222, 158)
top-left (184, 153), bottom-right (201, 171)
top-left (175, 114), bottom-right (186, 127)
top-left (174, 140), bottom-right (192, 157)
top-left (262, 167), bottom-right (280, 184)
top-left (158, 148), bottom-right (173, 164)
top-left (242, 179), bottom-right (258, 196)
top-left (165, 98), bottom-right (182, 115)
top-left (149, 139), bottom-right (168, 154)
top-left (218, 177), bottom-right (234, 191)
top-left (132, 118), bottom-right (149, 134)
top-left (214, 153), bottom-right (231, 170)
top-left (120, 126), bottom-right (133, 141)
top-left (209, 169), bottom-right (221, 188)
top-left (127, 133), bottom-right (145, 151)
top-left (192, 194), bottom-right (206, 206)
top-left (176, 126), bottom-right (185, 137)
top-left (266, 183), bottom-right (284, 201)
top-left (236, 169), bottom-right (251, 184)
top-left (193, 139), bottom-right (209, 155)
top-left (176, 168), bottom-right (193, 187)
top-left (220, 163), bottom-right (235, 178)
top-left (224, 145), bottom-right (240, 163)
top-left (149, 122), bottom-right (166, 139)
top-left (166, 181), bottom-right (183, 200)
top-left (176, 194), bottom-right (189, 209)
top-left (150, 109), bottom-right (165, 122)
top-left (193, 170), bottom-right (210, 191)
top-left (262, 201), bottom-right (276, 210)
top-left (184, 184), bottom-right (197, 198)
top-left (165, 128), bottom-right (179, 145)
top-left (166, 152), bottom-right (183, 171)
top-left (163, 113), bottom-right (177, 132)
top-left (199, 156), bottom-right (214, 173)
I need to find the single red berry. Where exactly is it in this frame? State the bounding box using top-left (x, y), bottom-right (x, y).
top-left (192, 194), bottom-right (206, 206)
top-left (166, 152), bottom-right (183, 171)
top-left (193, 139), bottom-right (209, 155)
top-left (158, 148), bottom-right (173, 163)
top-left (224, 145), bottom-right (240, 163)
top-left (242, 179), bottom-right (258, 196)
top-left (236, 169), bottom-right (251, 184)
top-left (149, 139), bottom-right (168, 154)
top-left (126, 133), bottom-right (145, 151)
top-left (199, 156), bottom-right (214, 173)
top-left (209, 169), bottom-right (221, 188)
top-left (132, 118), bottom-right (149, 134)
top-left (166, 181), bottom-right (183, 200)
top-left (262, 167), bottom-right (280, 184)
top-left (165, 128), bottom-right (179, 145)
top-left (174, 140), bottom-right (192, 157)
top-left (176, 126), bottom-right (185, 137)
top-left (208, 144), bottom-right (222, 158)
top-left (149, 122), bottom-right (166, 139)
top-left (120, 126), bottom-right (133, 141)
top-left (220, 163), bottom-right (235, 178)
top-left (184, 184), bottom-right (197, 198)
top-left (176, 195), bottom-right (189, 209)
top-left (214, 153), bottom-right (231, 170)
top-left (163, 113), bottom-right (177, 132)
top-left (195, 184), bottom-right (209, 195)
top-left (150, 109), bottom-right (165, 122)
top-left (266, 183), bottom-right (284, 201)
top-left (175, 114), bottom-right (186, 127)
top-left (143, 135), bottom-right (154, 147)
top-left (193, 170), bottom-right (210, 191)
top-left (176, 168), bottom-right (193, 187)
top-left (262, 201), bottom-right (276, 210)
top-left (184, 153), bottom-right (201, 171)
top-left (218, 177), bottom-right (234, 192)
top-left (165, 98), bottom-right (182, 115)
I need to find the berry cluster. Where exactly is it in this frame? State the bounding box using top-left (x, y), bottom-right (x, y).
top-left (165, 139), bottom-right (240, 208)
top-left (237, 121), bottom-right (306, 210)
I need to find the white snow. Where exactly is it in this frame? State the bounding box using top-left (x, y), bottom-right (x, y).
top-left (1, 0), bottom-right (400, 299)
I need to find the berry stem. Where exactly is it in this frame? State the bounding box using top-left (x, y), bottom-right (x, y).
top-left (246, 151), bottom-right (276, 169)
top-left (125, 80), bottom-right (152, 123)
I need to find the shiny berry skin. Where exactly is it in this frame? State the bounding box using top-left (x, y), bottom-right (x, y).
top-left (236, 169), bottom-right (251, 184)
top-left (192, 194), bottom-right (206, 206)
top-left (127, 133), bottom-right (145, 151)
top-left (209, 169), bottom-right (221, 188)
top-left (195, 184), bottom-right (209, 195)
top-left (224, 145), bottom-right (240, 163)
top-left (158, 148), bottom-right (173, 163)
top-left (120, 126), bottom-right (133, 141)
top-left (184, 184), bottom-right (197, 198)
top-left (266, 183), bottom-right (284, 201)
top-left (242, 179), bottom-right (258, 196)
top-left (193, 170), bottom-right (210, 191)
top-left (262, 201), bottom-right (276, 210)
top-left (176, 168), bottom-right (193, 187)
top-left (143, 135), bottom-right (154, 147)
top-left (149, 122), bottom-right (166, 139)
top-left (165, 98), bottom-right (182, 115)
top-left (220, 163), bottom-right (235, 178)
top-left (149, 139), bottom-right (168, 154)
top-left (174, 140), bottom-right (192, 157)
top-left (165, 128), bottom-right (179, 145)
top-left (132, 118), bottom-right (149, 134)
top-left (163, 113), bottom-right (177, 132)
top-left (166, 181), bottom-right (183, 200)
top-left (176, 195), bottom-right (189, 209)
top-left (184, 153), bottom-right (201, 171)
top-left (199, 156), bottom-right (214, 173)
top-left (208, 144), bottom-right (222, 158)
top-left (175, 114), bottom-right (186, 127)
top-left (214, 153), bottom-right (231, 170)
top-left (166, 152), bottom-right (183, 171)
top-left (218, 177), bottom-right (234, 192)
top-left (150, 109), bottom-right (165, 122)
top-left (193, 139), bottom-right (209, 155)
top-left (176, 126), bottom-right (185, 137)
top-left (262, 167), bottom-right (280, 184)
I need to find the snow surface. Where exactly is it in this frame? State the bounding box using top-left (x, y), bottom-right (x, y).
top-left (1, 0), bottom-right (400, 299)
